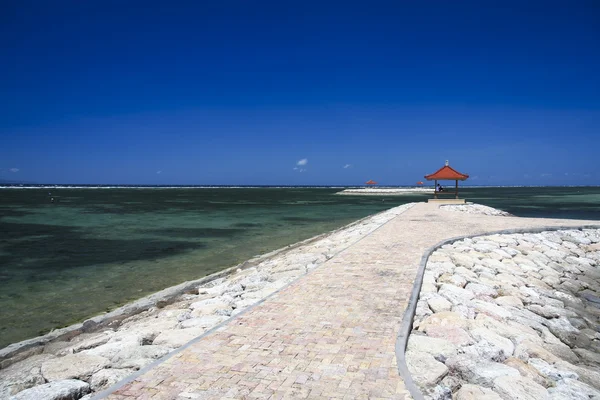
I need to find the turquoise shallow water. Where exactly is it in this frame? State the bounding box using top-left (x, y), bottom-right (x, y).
top-left (1, 186), bottom-right (599, 348)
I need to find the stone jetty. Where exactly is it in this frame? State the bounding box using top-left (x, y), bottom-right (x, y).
top-left (1, 202), bottom-right (599, 400)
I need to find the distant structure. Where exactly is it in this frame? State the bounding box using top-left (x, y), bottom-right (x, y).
top-left (424, 160), bottom-right (469, 202)
top-left (365, 180), bottom-right (377, 185)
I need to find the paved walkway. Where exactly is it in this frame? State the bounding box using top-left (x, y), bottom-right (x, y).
top-left (103, 203), bottom-right (599, 400)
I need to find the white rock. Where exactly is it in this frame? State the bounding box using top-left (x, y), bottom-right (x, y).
top-left (470, 299), bottom-right (512, 320)
top-left (89, 368), bottom-right (135, 391)
top-left (438, 284), bottom-right (475, 305)
top-left (41, 353), bottom-right (109, 382)
top-left (495, 296), bottom-right (523, 307)
top-left (469, 327), bottom-right (515, 357)
top-left (178, 315), bottom-right (227, 329)
top-left (545, 317), bottom-right (580, 347)
top-left (450, 253), bottom-right (476, 269)
top-left (548, 378), bottom-right (600, 400)
top-left (427, 296), bottom-right (452, 313)
top-left (190, 296), bottom-right (234, 311)
top-left (493, 375), bottom-right (549, 400)
top-left (405, 350), bottom-right (448, 388)
top-left (446, 355), bottom-right (519, 386)
top-left (528, 357), bottom-right (579, 382)
top-left (109, 345), bottom-right (170, 369)
top-left (465, 283), bottom-right (498, 298)
top-left (573, 348), bottom-right (600, 366)
top-left (0, 354), bottom-right (55, 398)
top-left (152, 327), bottom-right (206, 348)
top-left (450, 304), bottom-right (475, 320)
top-left (406, 335), bottom-right (457, 359)
top-left (9, 379), bottom-right (90, 400)
top-left (455, 384), bottom-right (503, 400)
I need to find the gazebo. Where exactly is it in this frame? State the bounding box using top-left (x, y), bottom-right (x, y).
top-left (424, 161), bottom-right (469, 201)
top-left (365, 180), bottom-right (377, 185)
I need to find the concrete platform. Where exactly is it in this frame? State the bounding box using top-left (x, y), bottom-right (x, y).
top-left (427, 198), bottom-right (466, 204)
top-left (98, 203), bottom-right (599, 400)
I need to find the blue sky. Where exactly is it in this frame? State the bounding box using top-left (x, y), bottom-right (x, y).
top-left (1, 1), bottom-right (599, 185)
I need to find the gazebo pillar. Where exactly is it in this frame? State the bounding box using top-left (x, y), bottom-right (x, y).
top-left (455, 180), bottom-right (458, 199)
top-left (434, 180), bottom-right (438, 199)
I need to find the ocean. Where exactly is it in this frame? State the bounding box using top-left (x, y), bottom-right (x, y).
top-left (1, 186), bottom-right (599, 348)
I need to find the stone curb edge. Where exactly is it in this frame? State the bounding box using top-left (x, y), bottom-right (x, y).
top-left (395, 223), bottom-right (600, 400)
top-left (91, 203), bottom-right (417, 399)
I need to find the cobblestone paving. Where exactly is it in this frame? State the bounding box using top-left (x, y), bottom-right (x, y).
top-left (104, 203), bottom-right (598, 400)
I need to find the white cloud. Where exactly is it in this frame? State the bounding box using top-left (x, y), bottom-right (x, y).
top-left (293, 167), bottom-right (298, 170)
top-left (343, 164), bottom-right (352, 169)
top-left (540, 173), bottom-right (552, 177)
top-left (299, 169), bottom-right (306, 173)
top-left (156, 170), bottom-right (162, 174)
top-left (523, 174), bottom-right (531, 178)
top-left (9, 168), bottom-right (19, 173)
top-left (296, 158), bottom-right (308, 166)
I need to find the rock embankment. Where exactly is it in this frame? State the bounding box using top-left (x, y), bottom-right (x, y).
top-left (440, 204), bottom-right (512, 216)
top-left (0, 203), bottom-right (415, 400)
top-left (408, 228), bottom-right (600, 399)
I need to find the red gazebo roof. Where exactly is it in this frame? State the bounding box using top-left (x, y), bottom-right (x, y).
top-left (365, 180), bottom-right (377, 185)
top-left (425, 164), bottom-right (469, 181)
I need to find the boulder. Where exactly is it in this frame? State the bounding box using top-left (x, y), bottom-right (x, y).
top-left (452, 304), bottom-right (476, 320)
top-left (526, 304), bottom-right (562, 319)
top-left (472, 315), bottom-right (541, 345)
top-left (573, 347), bottom-right (600, 366)
top-left (493, 375), bottom-right (549, 400)
top-left (178, 315), bottom-right (227, 329)
top-left (461, 340), bottom-right (507, 362)
top-left (419, 311), bottom-right (469, 330)
top-left (471, 300), bottom-right (512, 320)
top-left (514, 340), bottom-right (561, 364)
top-left (438, 273), bottom-right (468, 288)
top-left (454, 266), bottom-right (478, 280)
top-left (425, 326), bottom-right (474, 346)
top-left (108, 319), bottom-right (178, 345)
top-left (406, 335), bottom-right (457, 359)
top-left (495, 296), bottom-right (523, 308)
top-left (64, 332), bottom-right (113, 355)
top-left (109, 345), bottom-right (170, 369)
top-left (553, 360), bottom-right (600, 391)
top-left (405, 350), bottom-right (448, 388)
top-left (89, 368), bottom-right (135, 391)
top-left (455, 384), bottom-right (503, 400)
top-left (152, 327), bottom-right (206, 348)
top-left (41, 353), bottom-right (109, 382)
top-left (438, 284), bottom-right (474, 305)
top-left (446, 355), bottom-right (519, 386)
top-left (465, 283), bottom-right (498, 299)
top-left (469, 328), bottom-right (514, 357)
top-left (450, 253), bottom-right (475, 269)
top-left (0, 354), bottom-right (55, 398)
top-left (495, 273), bottom-right (526, 287)
top-left (541, 343), bottom-right (579, 365)
top-left (545, 317), bottom-right (580, 347)
top-left (527, 358), bottom-right (578, 382)
top-left (548, 378), bottom-right (600, 400)
top-left (503, 357), bottom-right (551, 388)
top-left (9, 379), bottom-right (90, 400)
top-left (427, 296), bottom-right (452, 313)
